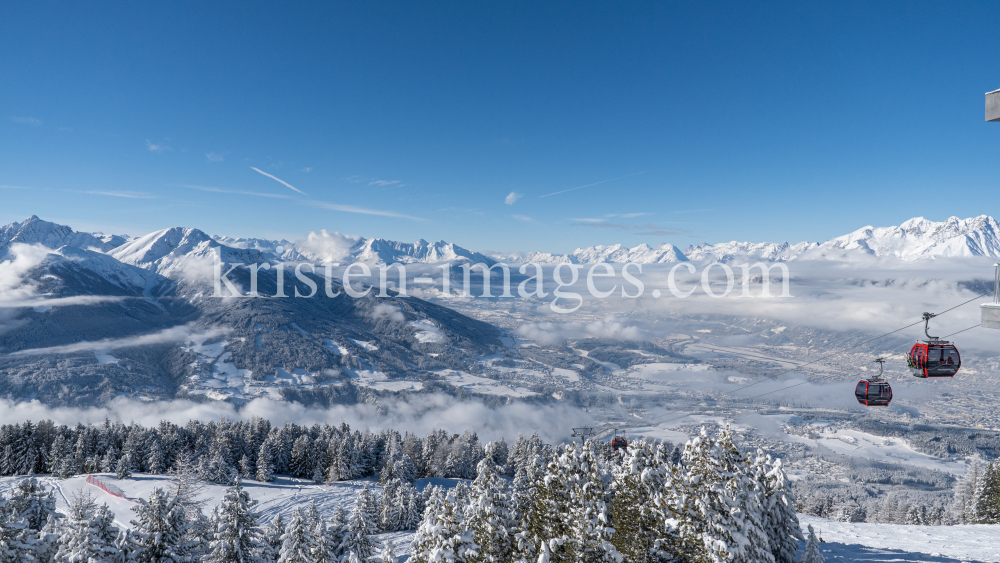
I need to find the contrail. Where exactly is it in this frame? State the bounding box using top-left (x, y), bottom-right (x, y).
top-left (250, 167), bottom-right (307, 195)
top-left (539, 170), bottom-right (650, 198)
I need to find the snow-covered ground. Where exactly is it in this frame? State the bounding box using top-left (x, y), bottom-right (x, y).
top-left (799, 514), bottom-right (1000, 563)
top-left (3, 472), bottom-right (999, 562)
top-left (0, 473), bottom-right (446, 560)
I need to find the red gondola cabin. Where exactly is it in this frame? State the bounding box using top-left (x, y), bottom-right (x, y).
top-left (855, 379), bottom-right (892, 406)
top-left (907, 342), bottom-right (960, 378)
top-left (611, 436), bottom-right (628, 452)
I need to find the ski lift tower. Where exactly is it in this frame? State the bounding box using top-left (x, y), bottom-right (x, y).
top-left (982, 91), bottom-right (1000, 328)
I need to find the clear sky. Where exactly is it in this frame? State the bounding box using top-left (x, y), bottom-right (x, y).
top-left (1, 1), bottom-right (997, 253)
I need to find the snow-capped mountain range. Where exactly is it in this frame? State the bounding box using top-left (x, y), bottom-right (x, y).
top-left (3, 215), bottom-right (1000, 273)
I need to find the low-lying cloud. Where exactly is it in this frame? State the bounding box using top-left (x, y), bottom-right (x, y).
top-left (9, 323), bottom-right (228, 357)
top-left (516, 316), bottom-right (650, 345)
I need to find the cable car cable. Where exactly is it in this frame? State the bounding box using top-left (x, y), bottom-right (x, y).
top-left (645, 291), bottom-right (990, 424)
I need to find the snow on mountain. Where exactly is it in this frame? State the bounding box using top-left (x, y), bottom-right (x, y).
top-left (487, 243), bottom-right (687, 264)
top-left (346, 238), bottom-right (496, 265)
top-left (821, 215), bottom-right (1000, 259)
top-left (571, 243), bottom-right (687, 263)
top-left (0, 215), bottom-right (121, 256)
top-left (39, 245), bottom-right (170, 295)
top-left (212, 235), bottom-right (307, 261)
top-left (686, 216), bottom-right (1000, 262)
top-left (109, 227), bottom-right (269, 277)
top-left (685, 241), bottom-right (818, 262)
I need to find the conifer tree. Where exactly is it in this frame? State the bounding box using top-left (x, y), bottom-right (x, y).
top-left (54, 493), bottom-right (120, 563)
top-left (410, 490), bottom-right (478, 563)
top-left (206, 477), bottom-right (265, 563)
top-left (756, 452), bottom-right (802, 563)
top-left (972, 460), bottom-right (1000, 524)
top-left (467, 457), bottom-right (515, 563)
top-left (261, 514), bottom-right (285, 563)
top-left (256, 443), bottom-right (275, 483)
top-left (9, 478), bottom-right (57, 531)
top-left (341, 486), bottom-right (381, 561)
top-left (277, 510), bottom-right (313, 563)
top-left (129, 487), bottom-right (191, 563)
top-left (799, 524), bottom-right (824, 563)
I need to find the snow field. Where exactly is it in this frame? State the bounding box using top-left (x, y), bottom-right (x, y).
top-left (799, 514), bottom-right (1000, 563)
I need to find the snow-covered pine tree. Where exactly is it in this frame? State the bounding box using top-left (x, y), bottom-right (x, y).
top-left (277, 510), bottom-right (313, 563)
top-left (756, 452), bottom-right (802, 563)
top-left (289, 437), bottom-right (312, 480)
top-left (972, 460), bottom-right (1000, 524)
top-left (952, 454), bottom-right (986, 524)
top-left (409, 490), bottom-right (478, 563)
top-left (308, 519), bottom-right (335, 563)
top-left (566, 441), bottom-right (620, 563)
top-left (340, 485), bottom-right (381, 561)
top-left (402, 485), bottom-right (423, 531)
top-left (116, 454), bottom-right (132, 480)
top-left (714, 428), bottom-right (773, 563)
top-left (54, 492), bottom-right (121, 563)
top-left (799, 524), bottom-right (824, 563)
top-left (256, 442), bottom-right (275, 483)
top-left (9, 478), bottom-right (57, 531)
top-left (466, 457), bottom-right (515, 563)
top-left (379, 479), bottom-right (403, 532)
top-left (376, 539), bottom-right (397, 563)
top-left (129, 487), bottom-right (192, 563)
top-left (206, 477), bottom-right (265, 563)
top-left (326, 506), bottom-right (349, 560)
top-left (261, 513), bottom-right (285, 563)
top-left (665, 428), bottom-right (732, 563)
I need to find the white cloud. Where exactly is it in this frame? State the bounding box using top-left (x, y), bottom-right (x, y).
top-left (515, 316), bottom-right (649, 345)
top-left (250, 167), bottom-right (307, 195)
top-left (505, 192), bottom-right (523, 205)
top-left (295, 230), bottom-right (360, 263)
top-left (85, 191), bottom-right (154, 199)
top-left (512, 215), bottom-right (534, 222)
top-left (146, 140), bottom-right (170, 152)
top-left (206, 152), bottom-right (224, 162)
top-left (10, 323), bottom-right (229, 357)
top-left (369, 180), bottom-right (402, 187)
top-left (177, 184), bottom-right (292, 199)
top-left (370, 303), bottom-right (405, 324)
top-left (307, 200), bottom-right (424, 221)
top-left (11, 117), bottom-right (41, 125)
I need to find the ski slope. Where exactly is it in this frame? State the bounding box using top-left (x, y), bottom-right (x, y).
top-left (799, 515), bottom-right (1000, 563)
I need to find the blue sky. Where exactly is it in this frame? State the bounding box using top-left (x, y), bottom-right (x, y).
top-left (1, 1), bottom-right (997, 253)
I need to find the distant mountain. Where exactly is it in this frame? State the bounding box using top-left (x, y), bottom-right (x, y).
top-left (0, 215), bottom-right (123, 256)
top-left (488, 243), bottom-right (687, 264)
top-left (347, 238), bottom-right (496, 265)
top-left (686, 216), bottom-right (1000, 262)
top-left (0, 216), bottom-right (503, 406)
top-left (110, 227), bottom-right (271, 277)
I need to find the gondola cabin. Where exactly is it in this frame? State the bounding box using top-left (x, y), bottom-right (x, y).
top-left (907, 342), bottom-right (960, 378)
top-left (611, 436), bottom-right (628, 452)
top-left (855, 379), bottom-right (892, 406)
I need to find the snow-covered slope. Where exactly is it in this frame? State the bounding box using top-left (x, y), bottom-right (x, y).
top-left (213, 235), bottom-right (305, 261)
top-left (488, 243), bottom-right (687, 264)
top-left (109, 227), bottom-right (269, 277)
top-left (821, 215), bottom-right (1000, 260)
top-left (686, 215), bottom-right (1000, 263)
top-left (0, 216), bottom-right (122, 256)
top-left (347, 238), bottom-right (496, 265)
